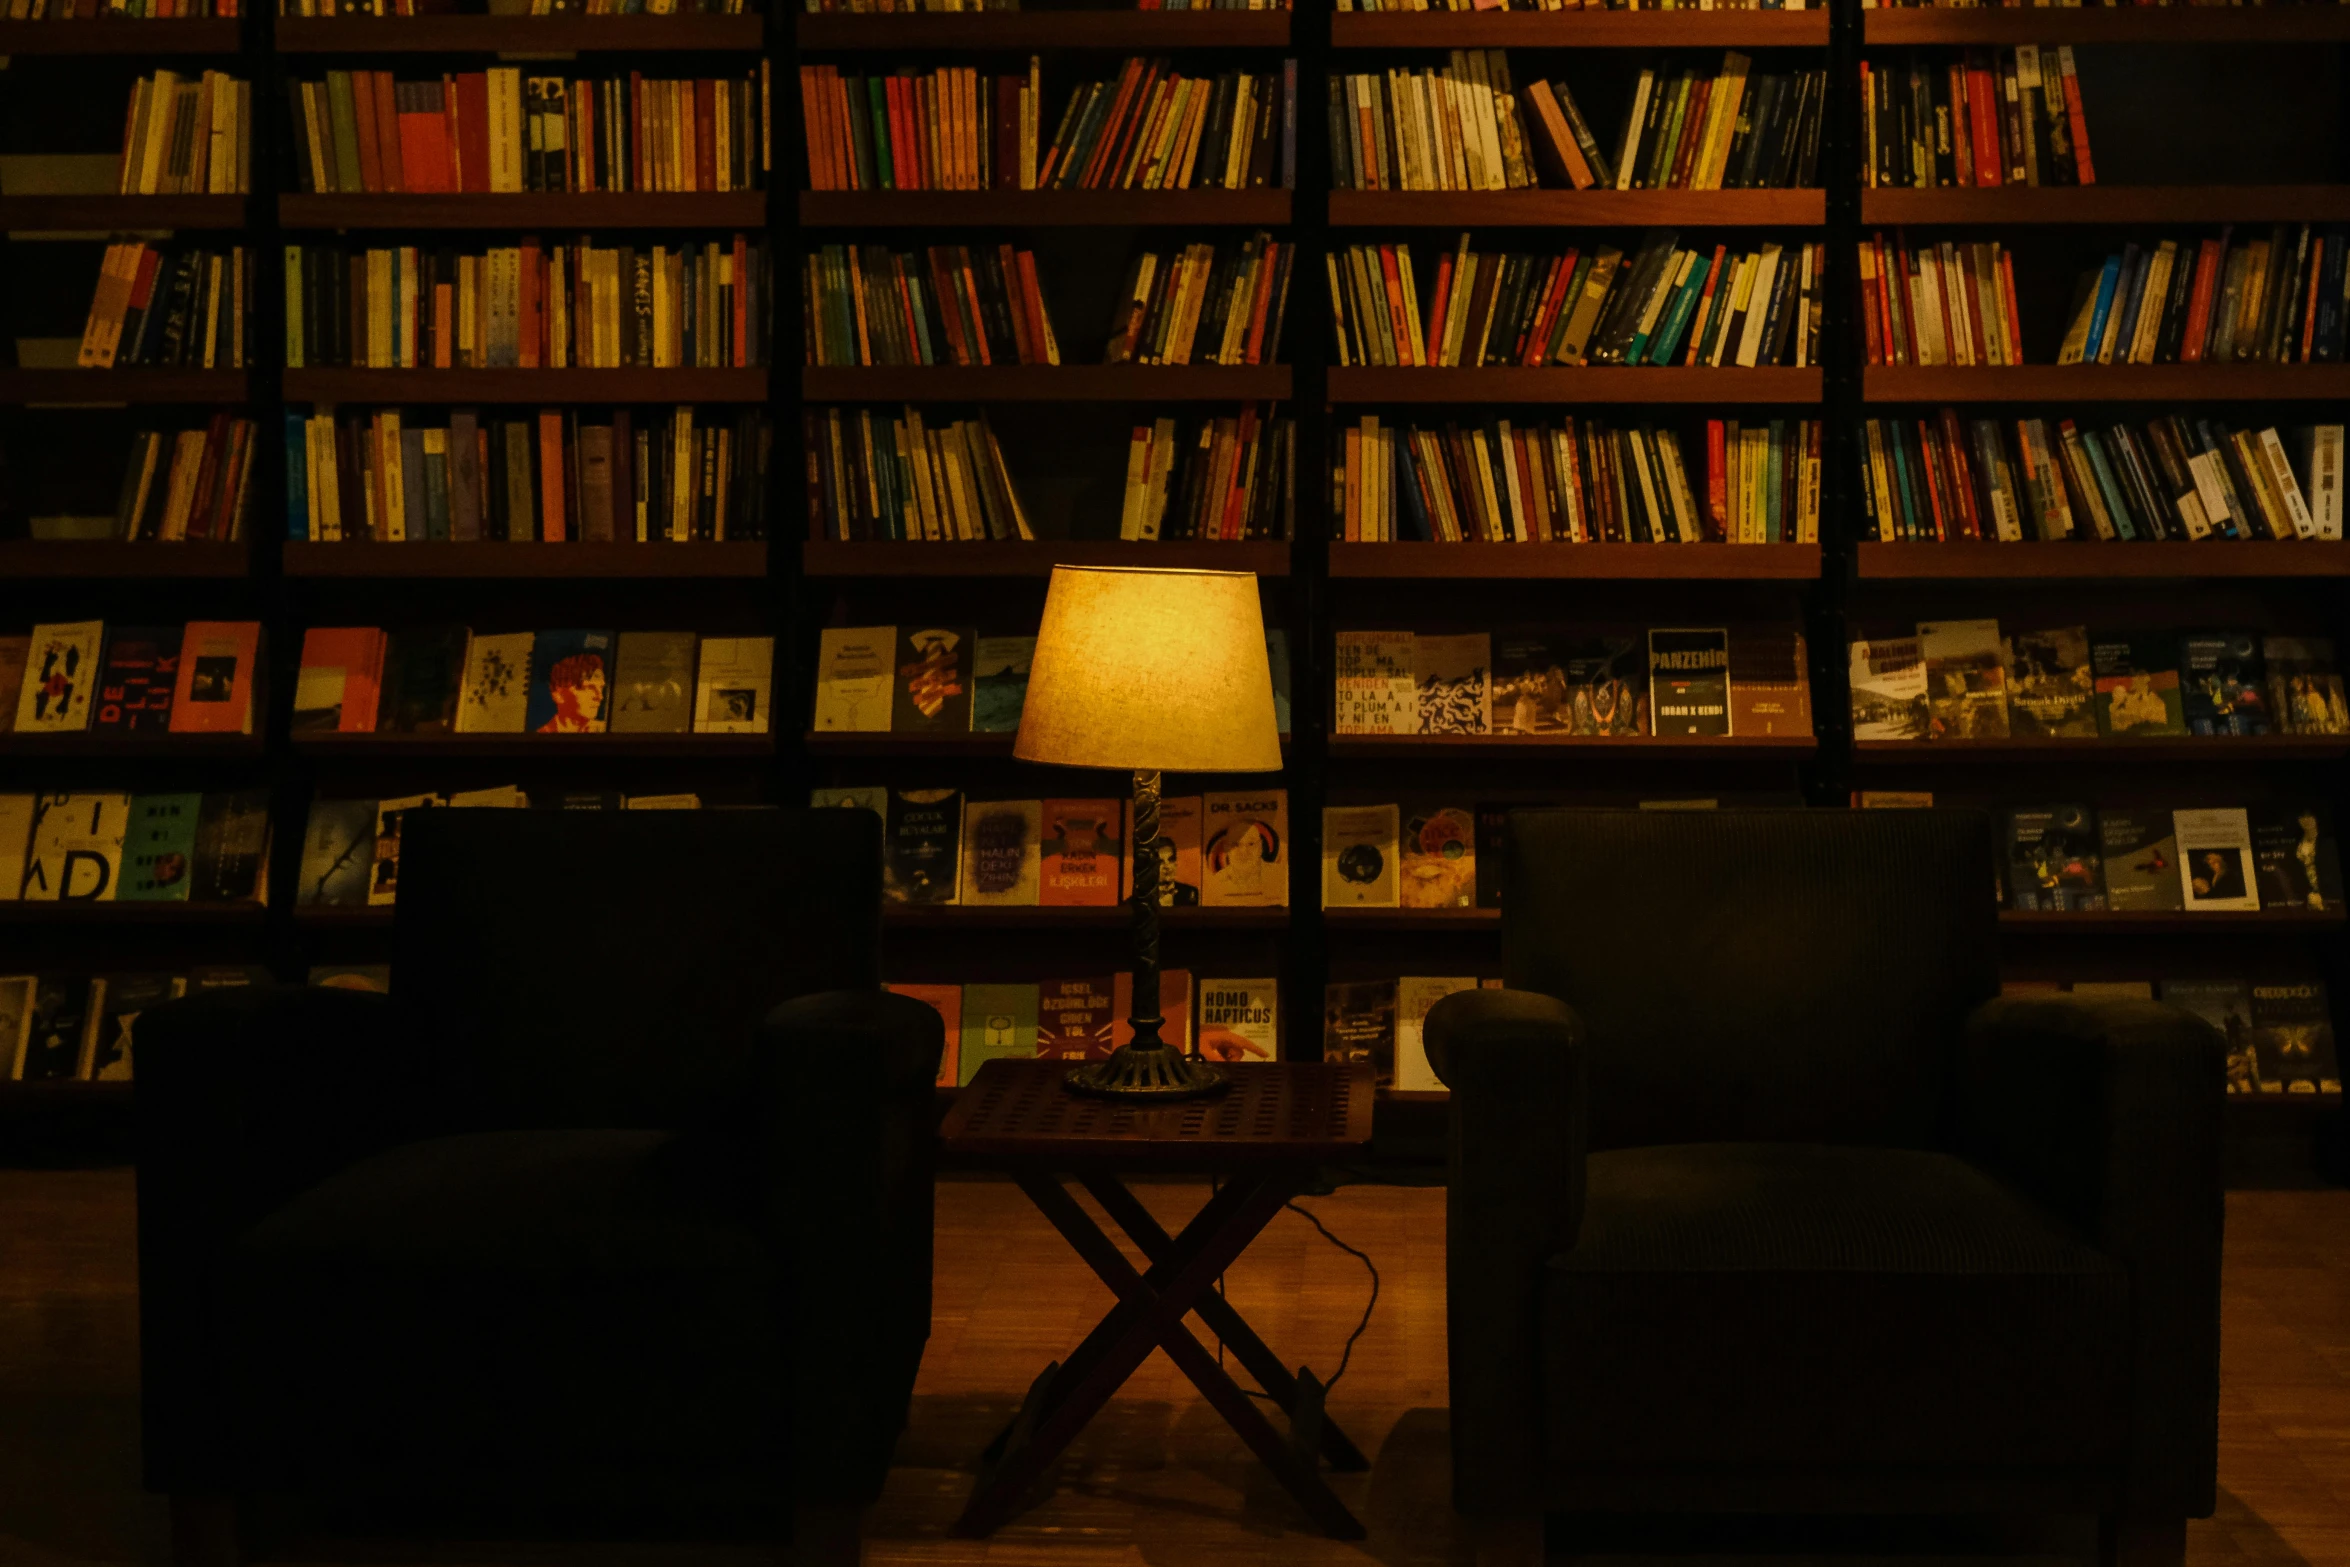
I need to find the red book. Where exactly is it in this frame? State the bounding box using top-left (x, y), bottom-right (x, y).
top-left (373, 70), bottom-right (404, 192)
top-left (456, 72), bottom-right (492, 194)
top-left (885, 985), bottom-right (962, 1087)
top-left (798, 66), bottom-right (831, 190)
top-left (1967, 55), bottom-right (2001, 187)
top-left (1423, 249), bottom-right (1455, 364)
top-left (1998, 248), bottom-right (2024, 364)
top-left (1037, 977), bottom-right (1116, 1060)
top-left (1665, 78), bottom-right (1711, 189)
top-left (993, 244), bottom-right (1033, 363)
top-left (995, 75), bottom-right (1021, 190)
top-left (1706, 420), bottom-right (1728, 538)
top-left (1243, 240), bottom-right (1279, 366)
top-left (886, 76), bottom-right (916, 191)
top-left (1914, 419), bottom-right (1950, 541)
top-left (734, 234), bottom-right (750, 367)
top-left (352, 70), bottom-right (386, 193)
top-left (629, 73), bottom-right (647, 192)
top-left (2059, 51), bottom-right (2095, 184)
top-left (1217, 406), bottom-right (1258, 539)
top-left (539, 411), bottom-right (567, 543)
top-left (1376, 244), bottom-right (1412, 364)
top-left (1039, 799), bottom-right (1122, 907)
top-left (1094, 60), bottom-right (1163, 193)
top-left (1016, 250), bottom-right (1053, 365)
top-left (1526, 247), bottom-right (1581, 367)
top-left (1946, 63), bottom-right (1971, 189)
top-left (167, 621), bottom-right (262, 735)
top-left (696, 80), bottom-right (716, 192)
top-left (398, 95), bottom-right (443, 195)
top-left (1078, 59), bottom-right (1149, 191)
top-left (2302, 235), bottom-right (2325, 362)
top-left (1938, 407), bottom-right (1983, 539)
top-left (1683, 245), bottom-right (1727, 366)
top-left (298, 627), bottom-right (387, 733)
top-left (925, 251), bottom-right (971, 364)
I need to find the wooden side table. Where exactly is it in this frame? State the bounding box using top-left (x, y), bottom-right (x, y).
top-left (939, 1058), bottom-right (1377, 1540)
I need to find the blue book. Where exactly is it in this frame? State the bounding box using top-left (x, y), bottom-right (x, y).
top-left (2078, 428), bottom-right (2140, 541)
top-left (285, 411), bottom-right (309, 540)
top-left (1642, 259), bottom-right (1706, 366)
top-left (1394, 430), bottom-right (1433, 540)
top-left (2107, 244), bottom-right (2149, 361)
top-left (523, 630), bottom-right (614, 735)
top-left (2081, 253), bottom-right (2124, 363)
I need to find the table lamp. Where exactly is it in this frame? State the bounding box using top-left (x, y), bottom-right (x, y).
top-left (1015, 565), bottom-right (1284, 1099)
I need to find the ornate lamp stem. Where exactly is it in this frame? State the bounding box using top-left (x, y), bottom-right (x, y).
top-left (1127, 767), bottom-right (1164, 1051)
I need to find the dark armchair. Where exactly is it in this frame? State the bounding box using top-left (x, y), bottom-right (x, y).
top-left (1427, 808), bottom-right (2224, 1567)
top-left (136, 809), bottom-right (941, 1566)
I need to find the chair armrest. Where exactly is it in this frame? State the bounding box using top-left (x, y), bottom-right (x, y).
top-left (134, 983), bottom-right (420, 1491)
top-left (1956, 994), bottom-right (2227, 1518)
top-left (1424, 987), bottom-right (1586, 1514)
top-left (755, 988), bottom-right (943, 1506)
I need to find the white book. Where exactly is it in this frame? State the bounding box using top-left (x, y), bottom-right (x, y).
top-left (811, 626), bottom-right (894, 732)
top-left (1321, 804), bottom-right (1399, 909)
top-left (692, 636), bottom-right (775, 733)
top-left (2258, 428), bottom-right (2318, 540)
top-left (1334, 631), bottom-right (1417, 735)
top-left (454, 631), bottom-right (533, 733)
top-left (2173, 808), bottom-right (2261, 913)
top-left (1736, 245), bottom-right (1782, 369)
top-left (1396, 976), bottom-right (1479, 1092)
top-left (13, 622), bottom-right (104, 734)
top-left (20, 793), bottom-right (132, 902)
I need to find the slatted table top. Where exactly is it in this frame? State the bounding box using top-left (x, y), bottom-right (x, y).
top-left (942, 1060), bottom-right (1375, 1168)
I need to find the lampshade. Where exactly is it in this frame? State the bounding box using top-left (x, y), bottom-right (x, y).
top-left (1014, 565), bottom-right (1283, 775)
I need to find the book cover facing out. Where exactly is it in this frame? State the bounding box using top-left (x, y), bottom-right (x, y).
top-left (892, 627), bottom-right (974, 734)
top-left (1648, 628), bottom-right (1730, 737)
top-left (884, 787), bottom-right (961, 905)
top-left (524, 631), bottom-right (613, 735)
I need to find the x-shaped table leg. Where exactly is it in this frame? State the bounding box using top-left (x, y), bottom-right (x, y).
top-left (955, 1168), bottom-right (1368, 1541)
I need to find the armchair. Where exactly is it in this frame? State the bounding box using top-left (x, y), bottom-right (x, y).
top-left (136, 808), bottom-right (941, 1566)
top-left (1427, 808), bottom-right (2224, 1567)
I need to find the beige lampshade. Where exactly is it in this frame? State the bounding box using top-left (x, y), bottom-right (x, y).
top-left (1014, 565), bottom-right (1283, 774)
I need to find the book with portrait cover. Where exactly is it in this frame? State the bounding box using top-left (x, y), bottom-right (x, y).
top-left (2181, 631), bottom-right (2271, 736)
top-left (1562, 634), bottom-right (1648, 735)
top-left (692, 637), bottom-right (774, 734)
top-left (167, 621), bottom-right (260, 734)
top-left (2097, 807), bottom-right (2181, 910)
top-left (375, 626), bottom-right (467, 734)
top-left (2004, 803), bottom-right (2105, 911)
top-left (1203, 790), bottom-right (1288, 907)
top-left (1399, 805), bottom-right (1476, 909)
top-left (1112, 969), bottom-right (1192, 1056)
top-left (13, 621), bottom-right (103, 733)
top-left (2003, 625), bottom-right (2097, 738)
top-left (1322, 803), bottom-right (1399, 909)
top-left (1728, 627), bottom-right (1810, 737)
top-left (1918, 619), bottom-right (2011, 740)
top-left (1492, 629), bottom-right (1570, 735)
top-left (2248, 981), bottom-right (2340, 1093)
top-left (524, 631), bottom-right (613, 735)
top-left (1133, 794), bottom-right (1202, 906)
top-left (1649, 628), bottom-right (1731, 737)
top-left (2173, 807), bottom-right (2261, 911)
top-left (2265, 635), bottom-right (2349, 735)
top-left (608, 631), bottom-right (697, 734)
top-left (92, 626), bottom-right (181, 732)
top-left (813, 626), bottom-right (894, 732)
top-left (297, 798), bottom-right (377, 907)
top-left (1412, 632), bottom-right (1491, 735)
top-left (971, 635), bottom-right (1034, 733)
top-left (1037, 975), bottom-right (1117, 1059)
top-left (190, 789), bottom-right (270, 903)
top-left (455, 631), bottom-right (534, 733)
top-left (293, 627), bottom-right (385, 733)
top-left (1322, 979), bottom-right (1397, 1086)
top-left (2250, 804), bottom-right (2342, 912)
top-left (961, 798), bottom-right (1042, 907)
top-left (958, 984), bottom-right (1039, 1084)
top-left (884, 787), bottom-right (961, 905)
top-left (1848, 637), bottom-right (1928, 740)
top-left (20, 793), bottom-right (130, 903)
top-left (886, 983), bottom-right (963, 1087)
top-left (891, 627), bottom-right (974, 734)
top-left (2159, 978), bottom-right (2260, 1093)
top-left (1396, 975), bottom-right (1478, 1092)
top-left (1199, 976), bottom-right (1278, 1064)
top-left (85, 972), bottom-right (185, 1082)
top-left (1040, 799), bottom-right (1121, 907)
top-left (2092, 633), bottom-right (2186, 737)
top-left (119, 792), bottom-right (201, 902)
top-left (1334, 631), bottom-right (1417, 735)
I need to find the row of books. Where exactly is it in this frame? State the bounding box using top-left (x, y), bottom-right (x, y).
top-left (2055, 226), bottom-right (2347, 367)
top-left (285, 238), bottom-right (768, 370)
top-left (1997, 800), bottom-right (2335, 916)
top-left (1331, 52), bottom-right (1537, 193)
top-left (1117, 409), bottom-right (1295, 540)
top-left (1862, 47), bottom-right (2093, 189)
top-left (75, 243), bottom-right (251, 371)
top-left (1037, 58), bottom-right (1295, 191)
top-left (8, 0), bottom-right (237, 17)
top-left (296, 788), bottom-right (701, 909)
top-left (1860, 0), bottom-right (2340, 11)
top-left (1336, 625), bottom-right (1810, 738)
top-left (1330, 233), bottom-right (1824, 369)
top-left (1337, 415), bottom-right (1821, 544)
top-left (1328, 976), bottom-right (1490, 1094)
top-left (1321, 803), bottom-right (1481, 910)
top-left (1, 792), bottom-right (269, 904)
top-left (798, 64), bottom-right (1031, 192)
top-left (1859, 235), bottom-right (2022, 367)
top-left (1335, 0), bottom-right (1811, 11)
top-left (3, 972), bottom-right (261, 1087)
top-left (803, 243), bottom-right (1063, 368)
top-left (118, 71), bottom-right (251, 196)
top-left (289, 407), bottom-right (770, 541)
top-left (1847, 622), bottom-right (2350, 741)
top-left (289, 70), bottom-right (766, 195)
top-left (294, 626), bottom-right (773, 734)
top-left (1105, 233), bottom-right (1294, 367)
top-left (281, 0), bottom-right (751, 14)
top-left (816, 784), bottom-right (1293, 908)
top-left (2129, 979), bottom-right (2338, 1098)
top-left (106, 417), bottom-right (259, 544)
top-left (803, 407), bottom-right (1033, 542)
top-left (1860, 412), bottom-right (2341, 544)
top-left (2, 623), bottom-right (262, 737)
top-left (1588, 57), bottom-right (1824, 192)
top-left (886, 976), bottom-right (1277, 1092)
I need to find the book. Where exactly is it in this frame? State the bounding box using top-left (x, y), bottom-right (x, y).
top-left (190, 789), bottom-right (270, 903)
top-left (368, 792), bottom-right (440, 907)
top-left (1112, 969), bottom-right (1192, 1056)
top-left (1334, 631), bottom-right (1416, 735)
top-left (607, 631), bottom-right (697, 734)
top-left (1202, 790), bottom-right (1288, 908)
top-left (375, 626), bottom-right (467, 734)
top-left (2092, 633), bottom-right (2186, 737)
top-left (167, 621), bottom-right (260, 735)
top-left (13, 622), bottom-right (103, 733)
top-left (2158, 978), bottom-right (2259, 1093)
top-left (1411, 632), bottom-right (1491, 736)
top-left (1141, 794), bottom-right (1203, 907)
top-left (2003, 626), bottom-right (2097, 739)
top-left (0, 978), bottom-right (33, 1080)
top-left (692, 637), bottom-right (774, 733)
top-left (2265, 636), bottom-right (2350, 736)
top-left (1322, 979), bottom-right (1397, 1087)
top-left (85, 973), bottom-right (187, 1083)
top-left (1917, 618), bottom-right (2010, 741)
top-left (961, 798), bottom-right (1042, 907)
top-left (2180, 631), bottom-right (2271, 736)
top-left (1267, 630), bottom-right (1293, 734)
top-left (886, 983), bottom-right (963, 1088)
top-left (296, 798), bottom-right (377, 907)
top-left (1037, 975), bottom-right (1117, 1060)
top-left (2097, 808), bottom-right (2182, 911)
top-left (2248, 980), bottom-right (2340, 1094)
top-left (92, 626), bottom-right (181, 733)
top-left (523, 630), bottom-right (613, 735)
top-left (1040, 799), bottom-right (1122, 907)
top-left (119, 793), bottom-right (202, 902)
top-left (1848, 636), bottom-right (1927, 740)
top-left (1728, 627), bottom-right (1810, 737)
top-left (454, 630), bottom-right (534, 733)
top-left (1396, 975), bottom-right (1478, 1093)
top-left (884, 787), bottom-right (961, 905)
top-left (293, 627), bottom-right (386, 733)
top-left (0, 638), bottom-right (27, 734)
top-left (0, 796), bottom-right (34, 898)
top-left (891, 627), bottom-right (975, 734)
top-left (1198, 976), bottom-right (1279, 1065)
top-left (19, 794), bottom-right (130, 903)
top-left (1648, 628), bottom-right (1730, 737)
top-left (1322, 803), bottom-right (1400, 909)
top-left (2004, 804), bottom-right (2104, 912)
top-left (2250, 805), bottom-right (2342, 913)
top-left (957, 983), bottom-right (1040, 1085)
top-left (1492, 630), bottom-right (1573, 735)
top-left (812, 626), bottom-right (894, 732)
top-left (14, 978), bottom-right (91, 1082)
top-left (1561, 636), bottom-right (1646, 735)
top-left (811, 785), bottom-right (887, 823)
top-left (1398, 805), bottom-right (1476, 910)
top-left (2173, 807), bottom-right (2260, 912)
top-left (971, 636), bottom-right (1035, 734)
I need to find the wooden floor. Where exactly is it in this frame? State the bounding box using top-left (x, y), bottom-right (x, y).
top-left (1, 1170), bottom-right (2346, 1567)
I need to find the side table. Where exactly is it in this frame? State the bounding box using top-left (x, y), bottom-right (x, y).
top-left (939, 1057), bottom-right (1377, 1539)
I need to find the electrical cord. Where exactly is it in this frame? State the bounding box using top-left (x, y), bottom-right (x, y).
top-left (1207, 1174), bottom-right (1381, 1401)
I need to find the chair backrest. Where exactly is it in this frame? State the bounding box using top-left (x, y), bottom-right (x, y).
top-left (1503, 807), bottom-right (1999, 1151)
top-left (391, 807), bottom-right (883, 1130)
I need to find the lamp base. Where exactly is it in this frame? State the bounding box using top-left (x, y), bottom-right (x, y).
top-left (1063, 1042), bottom-right (1230, 1100)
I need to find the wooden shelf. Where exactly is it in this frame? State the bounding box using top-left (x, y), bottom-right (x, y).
top-left (1330, 541), bottom-right (1820, 579)
top-left (0, 18), bottom-right (239, 53)
top-left (281, 368), bottom-right (767, 404)
top-left (1999, 909), bottom-right (2349, 935)
top-left (1328, 366), bottom-right (1823, 404)
top-left (2227, 1090), bottom-right (2347, 1114)
top-left (1333, 10), bottom-right (1827, 47)
top-left (805, 730), bottom-right (1292, 758)
top-left (884, 905), bottom-right (1289, 930)
top-left (292, 905), bottom-right (391, 928)
top-left (0, 195), bottom-right (248, 231)
top-left (1328, 733), bottom-right (1816, 757)
top-left (273, 14), bottom-right (765, 51)
top-left (279, 192), bottom-right (766, 230)
top-left (291, 733), bottom-right (774, 759)
top-left (0, 900), bottom-right (265, 926)
top-left (0, 1080), bottom-right (134, 1105)
top-left (802, 539), bottom-right (1291, 577)
top-left (1857, 541), bottom-right (2350, 580)
top-left (1863, 6), bottom-right (2350, 44)
top-left (1862, 185), bottom-right (2350, 227)
top-left (800, 10), bottom-right (1290, 48)
top-left (1324, 906), bottom-right (1498, 929)
top-left (799, 189), bottom-right (1292, 228)
top-left (1329, 189), bottom-right (1825, 228)
top-left (0, 540), bottom-right (251, 579)
top-left (1854, 736), bottom-right (2350, 764)
top-left (802, 364), bottom-right (1290, 403)
top-left (283, 540), bottom-right (768, 578)
top-left (1864, 366), bottom-right (2350, 403)
top-left (0, 732), bottom-right (261, 757)
top-left (0, 369), bottom-right (248, 406)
